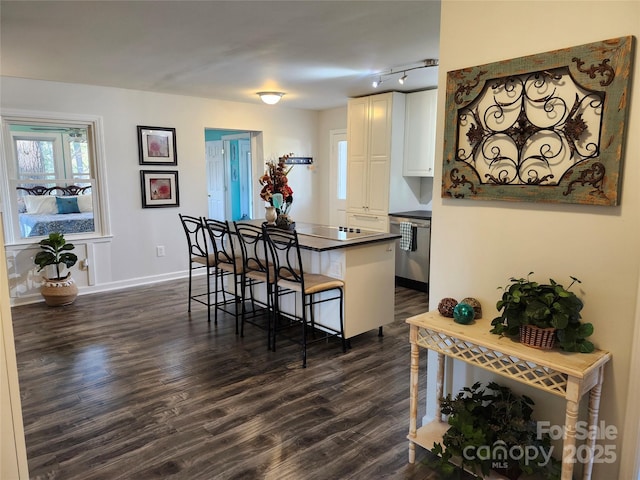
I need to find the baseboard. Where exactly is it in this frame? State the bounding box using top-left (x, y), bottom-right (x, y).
top-left (10, 271), bottom-right (191, 307)
top-left (395, 276), bottom-right (429, 293)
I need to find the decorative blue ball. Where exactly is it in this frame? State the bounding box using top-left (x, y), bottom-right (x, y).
top-left (453, 302), bottom-right (475, 325)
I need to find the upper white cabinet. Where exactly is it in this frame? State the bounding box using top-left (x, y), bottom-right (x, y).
top-left (403, 89), bottom-right (437, 177)
top-left (346, 92), bottom-right (405, 230)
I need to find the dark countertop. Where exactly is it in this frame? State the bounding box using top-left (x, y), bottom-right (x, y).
top-left (237, 220), bottom-right (400, 252)
top-left (297, 230), bottom-right (400, 252)
top-left (294, 223), bottom-right (399, 252)
top-left (388, 210), bottom-right (432, 220)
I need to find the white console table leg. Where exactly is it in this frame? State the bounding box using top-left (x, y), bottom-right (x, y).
top-left (435, 352), bottom-right (444, 421)
top-left (562, 398), bottom-right (579, 480)
top-left (582, 367), bottom-right (604, 480)
top-left (408, 326), bottom-right (418, 464)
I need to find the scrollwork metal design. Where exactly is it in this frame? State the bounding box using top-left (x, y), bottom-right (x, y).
top-left (443, 36), bottom-right (631, 206)
top-left (455, 67), bottom-right (604, 187)
top-left (563, 162), bottom-right (607, 199)
top-left (448, 168), bottom-right (478, 198)
top-left (572, 57), bottom-right (615, 86)
top-left (454, 70), bottom-right (488, 105)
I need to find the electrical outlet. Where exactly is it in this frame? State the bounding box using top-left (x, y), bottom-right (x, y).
top-left (156, 246), bottom-right (165, 257)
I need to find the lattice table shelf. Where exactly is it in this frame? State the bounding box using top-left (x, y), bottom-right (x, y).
top-left (406, 310), bottom-right (611, 480)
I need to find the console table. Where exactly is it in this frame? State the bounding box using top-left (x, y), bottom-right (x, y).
top-left (407, 310), bottom-right (611, 480)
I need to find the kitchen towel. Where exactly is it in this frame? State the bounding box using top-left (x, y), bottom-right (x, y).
top-left (400, 222), bottom-right (417, 251)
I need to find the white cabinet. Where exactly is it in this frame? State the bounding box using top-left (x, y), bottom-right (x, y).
top-left (346, 92), bottom-right (405, 231)
top-left (403, 89), bottom-right (437, 177)
top-left (346, 212), bottom-right (389, 233)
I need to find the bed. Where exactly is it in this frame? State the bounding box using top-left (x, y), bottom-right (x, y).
top-left (17, 185), bottom-right (94, 238)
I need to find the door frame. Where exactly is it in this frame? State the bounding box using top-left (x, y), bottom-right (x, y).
top-left (205, 129), bottom-right (260, 221)
top-left (205, 140), bottom-right (226, 221)
top-left (221, 132), bottom-right (251, 221)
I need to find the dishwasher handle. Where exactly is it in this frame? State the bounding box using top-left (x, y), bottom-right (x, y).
top-left (389, 219), bottom-right (431, 229)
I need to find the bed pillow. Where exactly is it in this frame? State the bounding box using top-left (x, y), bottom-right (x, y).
top-left (56, 196), bottom-right (81, 214)
top-left (77, 194), bottom-right (93, 213)
top-left (24, 195), bottom-right (57, 214)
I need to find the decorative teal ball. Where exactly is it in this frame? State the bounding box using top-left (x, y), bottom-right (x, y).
top-left (453, 303), bottom-right (475, 324)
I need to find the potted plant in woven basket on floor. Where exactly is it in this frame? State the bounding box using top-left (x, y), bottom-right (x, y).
top-left (490, 273), bottom-right (595, 353)
top-left (34, 232), bottom-right (79, 306)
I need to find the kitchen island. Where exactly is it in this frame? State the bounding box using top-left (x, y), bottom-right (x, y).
top-left (244, 221), bottom-right (400, 339)
top-left (296, 223), bottom-right (400, 339)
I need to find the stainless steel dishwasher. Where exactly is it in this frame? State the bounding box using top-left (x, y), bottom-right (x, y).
top-left (388, 212), bottom-right (431, 292)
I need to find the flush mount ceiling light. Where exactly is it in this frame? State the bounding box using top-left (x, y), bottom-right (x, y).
top-left (372, 59), bottom-right (439, 88)
top-left (257, 91), bottom-right (285, 105)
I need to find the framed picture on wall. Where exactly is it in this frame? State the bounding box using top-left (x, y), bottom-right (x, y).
top-left (137, 126), bottom-right (177, 165)
top-left (140, 170), bottom-right (180, 208)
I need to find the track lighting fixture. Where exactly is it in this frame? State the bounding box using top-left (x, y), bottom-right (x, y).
top-left (371, 59), bottom-right (438, 88)
top-left (257, 91), bottom-right (285, 105)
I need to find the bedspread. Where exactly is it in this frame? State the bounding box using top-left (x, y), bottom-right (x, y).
top-left (19, 212), bottom-right (94, 237)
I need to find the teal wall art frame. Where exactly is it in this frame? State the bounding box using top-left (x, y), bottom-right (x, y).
top-left (442, 36), bottom-right (634, 206)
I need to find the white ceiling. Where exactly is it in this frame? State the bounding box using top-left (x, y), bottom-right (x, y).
top-left (0, 0), bottom-right (441, 111)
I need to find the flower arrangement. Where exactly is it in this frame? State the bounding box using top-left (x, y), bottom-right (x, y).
top-left (259, 154), bottom-right (294, 217)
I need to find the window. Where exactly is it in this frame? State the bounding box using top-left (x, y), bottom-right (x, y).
top-left (337, 139), bottom-right (347, 200)
top-left (1, 113), bottom-right (108, 243)
top-left (14, 127), bottom-right (91, 182)
top-left (329, 129), bottom-right (347, 227)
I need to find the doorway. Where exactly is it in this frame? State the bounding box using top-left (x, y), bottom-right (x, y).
top-left (205, 129), bottom-right (254, 221)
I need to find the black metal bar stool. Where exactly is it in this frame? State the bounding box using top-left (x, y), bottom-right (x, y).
top-left (263, 225), bottom-right (346, 368)
top-left (178, 214), bottom-right (216, 322)
top-left (234, 221), bottom-right (275, 345)
top-left (203, 217), bottom-right (244, 333)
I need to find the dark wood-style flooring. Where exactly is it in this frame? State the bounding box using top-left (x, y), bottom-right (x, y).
top-left (11, 279), bottom-right (461, 480)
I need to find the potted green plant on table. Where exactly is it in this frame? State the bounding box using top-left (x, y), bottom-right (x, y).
top-left (34, 232), bottom-right (78, 306)
top-left (430, 382), bottom-right (560, 480)
top-left (490, 273), bottom-right (595, 353)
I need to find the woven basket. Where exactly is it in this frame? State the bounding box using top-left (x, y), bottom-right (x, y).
top-left (519, 325), bottom-right (557, 350)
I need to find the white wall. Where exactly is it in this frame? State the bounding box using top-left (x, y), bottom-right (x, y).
top-left (434, 1), bottom-right (639, 477)
top-left (1, 77), bottom-right (343, 303)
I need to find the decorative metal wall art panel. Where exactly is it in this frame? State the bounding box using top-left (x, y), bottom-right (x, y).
top-left (442, 36), bottom-right (633, 205)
